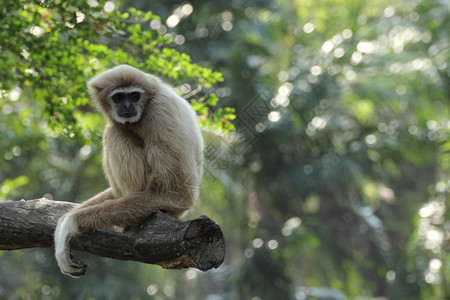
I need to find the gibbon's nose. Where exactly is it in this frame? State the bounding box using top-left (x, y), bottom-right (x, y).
top-left (118, 99), bottom-right (137, 118)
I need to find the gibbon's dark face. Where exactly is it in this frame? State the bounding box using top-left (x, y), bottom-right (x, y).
top-left (109, 86), bottom-right (145, 124)
top-left (113, 91), bottom-right (139, 118)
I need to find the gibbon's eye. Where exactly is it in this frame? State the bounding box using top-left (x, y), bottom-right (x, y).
top-left (128, 92), bottom-right (141, 102)
top-left (112, 93), bottom-right (124, 104)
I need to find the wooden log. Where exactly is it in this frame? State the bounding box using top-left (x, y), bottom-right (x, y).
top-left (0, 198), bottom-right (225, 272)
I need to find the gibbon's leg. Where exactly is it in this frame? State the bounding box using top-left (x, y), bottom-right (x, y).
top-left (72, 192), bottom-right (193, 231)
top-left (54, 192), bottom-right (192, 277)
top-left (76, 188), bottom-right (114, 209)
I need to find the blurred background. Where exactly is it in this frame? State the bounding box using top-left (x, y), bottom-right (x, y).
top-left (0, 0), bottom-right (449, 299)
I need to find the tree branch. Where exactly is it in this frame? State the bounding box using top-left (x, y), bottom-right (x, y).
top-left (0, 198), bottom-right (225, 271)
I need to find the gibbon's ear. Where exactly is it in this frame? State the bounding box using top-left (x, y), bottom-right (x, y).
top-left (87, 80), bottom-right (103, 97)
top-left (86, 75), bottom-right (112, 117)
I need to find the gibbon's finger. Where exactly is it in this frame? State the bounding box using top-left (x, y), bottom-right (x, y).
top-left (67, 260), bottom-right (88, 278)
top-left (56, 240), bottom-right (87, 278)
top-left (61, 247), bottom-right (87, 278)
top-left (69, 248), bottom-right (88, 273)
top-left (58, 256), bottom-right (87, 278)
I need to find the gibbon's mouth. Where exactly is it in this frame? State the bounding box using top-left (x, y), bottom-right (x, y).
top-left (118, 112), bottom-right (137, 118)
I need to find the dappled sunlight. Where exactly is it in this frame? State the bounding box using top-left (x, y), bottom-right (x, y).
top-left (417, 192), bottom-right (448, 286)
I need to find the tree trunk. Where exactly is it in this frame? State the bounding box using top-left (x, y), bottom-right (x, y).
top-left (0, 198), bottom-right (225, 272)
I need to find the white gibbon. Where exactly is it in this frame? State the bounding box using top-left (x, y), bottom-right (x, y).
top-left (54, 65), bottom-right (204, 277)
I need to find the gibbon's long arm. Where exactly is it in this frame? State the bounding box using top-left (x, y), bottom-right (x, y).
top-left (54, 65), bottom-right (204, 277)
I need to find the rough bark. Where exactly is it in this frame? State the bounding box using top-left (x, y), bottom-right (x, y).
top-left (0, 198), bottom-right (225, 272)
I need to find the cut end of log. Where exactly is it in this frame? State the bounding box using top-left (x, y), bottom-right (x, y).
top-left (156, 215), bottom-right (225, 271)
top-left (131, 211), bottom-right (225, 272)
top-left (185, 215), bottom-right (225, 271)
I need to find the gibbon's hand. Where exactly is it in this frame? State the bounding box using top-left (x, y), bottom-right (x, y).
top-left (54, 214), bottom-right (87, 277)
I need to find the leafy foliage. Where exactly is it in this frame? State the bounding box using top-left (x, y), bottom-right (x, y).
top-left (0, 0), bottom-right (232, 139)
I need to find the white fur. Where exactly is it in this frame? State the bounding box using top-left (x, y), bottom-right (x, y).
top-left (54, 214), bottom-right (81, 277)
top-left (108, 86), bottom-right (145, 97)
